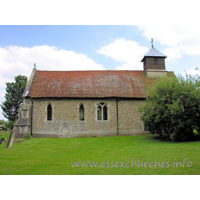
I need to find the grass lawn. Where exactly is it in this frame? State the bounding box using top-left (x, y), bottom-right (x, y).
top-left (0, 132), bottom-right (200, 175)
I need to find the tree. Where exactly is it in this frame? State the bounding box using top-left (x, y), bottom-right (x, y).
top-left (0, 119), bottom-right (7, 125)
top-left (1, 75), bottom-right (27, 121)
top-left (139, 74), bottom-right (200, 142)
top-left (0, 120), bottom-right (8, 131)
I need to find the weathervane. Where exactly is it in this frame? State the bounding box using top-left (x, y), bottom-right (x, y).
top-left (151, 38), bottom-right (154, 48)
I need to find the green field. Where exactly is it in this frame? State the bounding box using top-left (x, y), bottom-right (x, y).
top-left (0, 132), bottom-right (199, 175)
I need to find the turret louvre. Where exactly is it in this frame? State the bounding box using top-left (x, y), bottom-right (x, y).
top-left (141, 45), bottom-right (167, 78)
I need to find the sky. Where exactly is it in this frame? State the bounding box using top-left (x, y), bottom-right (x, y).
top-left (1, 25), bottom-right (200, 120)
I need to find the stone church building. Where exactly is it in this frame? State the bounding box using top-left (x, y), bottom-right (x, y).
top-left (14, 45), bottom-right (172, 138)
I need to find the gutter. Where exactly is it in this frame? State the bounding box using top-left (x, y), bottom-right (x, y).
top-left (116, 98), bottom-right (119, 136)
top-left (30, 98), bottom-right (33, 136)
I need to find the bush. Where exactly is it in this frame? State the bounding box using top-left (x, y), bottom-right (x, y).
top-left (139, 74), bottom-right (200, 142)
top-left (0, 132), bottom-right (3, 139)
top-left (2, 121), bottom-right (15, 131)
top-left (24, 133), bottom-right (31, 140)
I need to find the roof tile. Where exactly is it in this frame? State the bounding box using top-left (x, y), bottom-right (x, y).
top-left (28, 70), bottom-right (173, 98)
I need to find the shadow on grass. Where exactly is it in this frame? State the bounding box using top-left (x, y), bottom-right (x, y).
top-left (148, 133), bottom-right (200, 143)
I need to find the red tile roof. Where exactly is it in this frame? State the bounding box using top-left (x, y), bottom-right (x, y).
top-left (28, 70), bottom-right (173, 98)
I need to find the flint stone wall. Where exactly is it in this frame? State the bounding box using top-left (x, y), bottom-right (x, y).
top-left (31, 98), bottom-right (145, 138)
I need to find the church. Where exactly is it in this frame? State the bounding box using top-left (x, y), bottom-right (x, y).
top-left (13, 44), bottom-right (173, 138)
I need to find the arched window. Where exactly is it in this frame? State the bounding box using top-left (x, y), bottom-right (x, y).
top-left (47, 104), bottom-right (52, 121)
top-left (79, 104), bottom-right (84, 121)
top-left (97, 103), bottom-right (108, 121)
top-left (97, 104), bottom-right (102, 120)
top-left (103, 105), bottom-right (107, 120)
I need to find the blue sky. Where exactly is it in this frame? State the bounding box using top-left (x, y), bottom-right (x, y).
top-left (1, 25), bottom-right (200, 120)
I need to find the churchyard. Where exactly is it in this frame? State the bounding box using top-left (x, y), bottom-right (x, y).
top-left (0, 132), bottom-right (200, 175)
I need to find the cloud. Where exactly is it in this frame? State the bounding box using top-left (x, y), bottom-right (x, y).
top-left (138, 25), bottom-right (200, 61)
top-left (162, 47), bottom-right (183, 61)
top-left (184, 68), bottom-right (200, 76)
top-left (97, 38), bottom-right (148, 70)
top-left (0, 89), bottom-right (6, 120)
top-left (0, 45), bottom-right (105, 120)
top-left (0, 45), bottom-right (106, 91)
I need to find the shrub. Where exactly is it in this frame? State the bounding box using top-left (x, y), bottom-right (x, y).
top-left (139, 74), bottom-right (200, 142)
top-left (24, 133), bottom-right (31, 140)
top-left (0, 132), bottom-right (3, 139)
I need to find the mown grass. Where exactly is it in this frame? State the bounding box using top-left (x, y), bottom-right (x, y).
top-left (0, 132), bottom-right (200, 175)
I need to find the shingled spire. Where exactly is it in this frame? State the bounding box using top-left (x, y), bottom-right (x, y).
top-left (141, 39), bottom-right (167, 78)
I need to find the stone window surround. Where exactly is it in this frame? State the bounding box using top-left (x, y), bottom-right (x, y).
top-left (77, 102), bottom-right (86, 123)
top-left (79, 104), bottom-right (84, 121)
top-left (95, 101), bottom-right (110, 122)
top-left (44, 102), bottom-right (55, 122)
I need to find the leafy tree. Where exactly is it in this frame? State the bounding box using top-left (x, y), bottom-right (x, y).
top-left (0, 119), bottom-right (7, 125)
top-left (139, 74), bottom-right (200, 142)
top-left (1, 75), bottom-right (27, 121)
